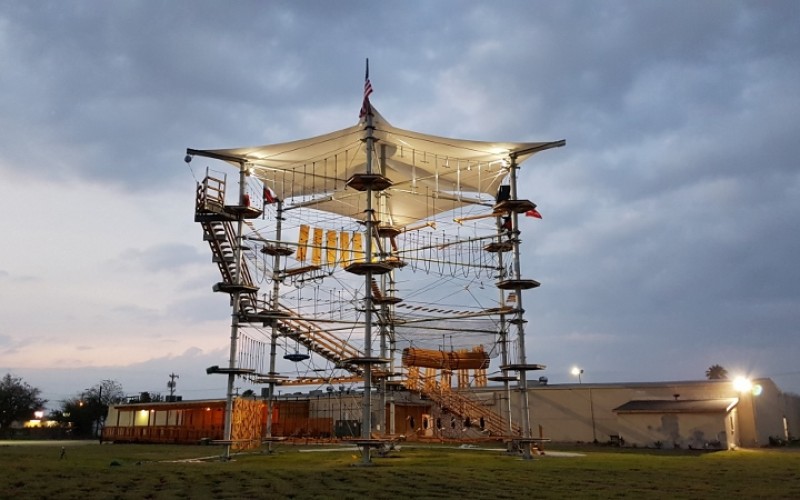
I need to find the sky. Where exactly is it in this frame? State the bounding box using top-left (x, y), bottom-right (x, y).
top-left (1, 1), bottom-right (798, 410)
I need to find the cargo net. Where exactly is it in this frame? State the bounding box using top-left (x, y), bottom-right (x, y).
top-left (393, 316), bottom-right (500, 355)
top-left (233, 195), bottom-right (515, 383)
top-left (243, 197), bottom-right (510, 285)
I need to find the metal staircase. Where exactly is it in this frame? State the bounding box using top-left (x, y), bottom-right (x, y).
top-left (408, 381), bottom-right (520, 438)
top-left (195, 175), bottom-right (365, 376)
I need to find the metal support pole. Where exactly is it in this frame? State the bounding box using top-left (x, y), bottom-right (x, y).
top-left (495, 215), bottom-right (514, 436)
top-left (361, 109), bottom-right (376, 464)
top-left (509, 156), bottom-right (533, 460)
top-left (266, 199), bottom-right (285, 452)
top-left (222, 163), bottom-right (248, 459)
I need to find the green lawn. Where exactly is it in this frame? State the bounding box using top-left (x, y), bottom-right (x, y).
top-left (1, 441), bottom-right (799, 499)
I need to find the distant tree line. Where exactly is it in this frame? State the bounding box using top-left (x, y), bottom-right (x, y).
top-left (0, 373), bottom-right (47, 438)
top-left (1, 373), bottom-right (127, 439)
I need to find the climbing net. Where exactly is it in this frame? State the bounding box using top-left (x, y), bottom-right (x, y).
top-left (229, 180), bottom-right (518, 387)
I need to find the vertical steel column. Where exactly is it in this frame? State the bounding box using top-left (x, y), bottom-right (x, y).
top-left (494, 215), bottom-right (514, 436)
top-left (361, 110), bottom-right (376, 464)
top-left (222, 163), bottom-right (248, 459)
top-left (508, 155), bottom-right (533, 460)
top-left (266, 199), bottom-right (285, 452)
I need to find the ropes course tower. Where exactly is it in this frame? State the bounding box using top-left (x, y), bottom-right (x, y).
top-left (186, 93), bottom-right (564, 462)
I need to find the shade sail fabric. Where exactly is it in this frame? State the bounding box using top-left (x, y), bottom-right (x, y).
top-left (187, 107), bottom-right (564, 227)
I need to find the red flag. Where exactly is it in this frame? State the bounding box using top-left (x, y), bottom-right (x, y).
top-left (359, 59), bottom-right (373, 118)
top-left (525, 209), bottom-right (542, 219)
top-left (263, 186), bottom-right (276, 204)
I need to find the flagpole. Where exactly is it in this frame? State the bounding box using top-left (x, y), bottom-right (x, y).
top-left (360, 57), bottom-right (375, 465)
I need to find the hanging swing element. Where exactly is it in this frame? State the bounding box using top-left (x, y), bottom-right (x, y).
top-left (283, 333), bottom-right (311, 363)
top-left (284, 352), bottom-right (310, 362)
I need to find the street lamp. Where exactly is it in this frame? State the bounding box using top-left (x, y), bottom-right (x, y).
top-left (571, 367), bottom-right (596, 442)
top-left (732, 376), bottom-right (752, 393)
top-left (732, 375), bottom-right (765, 447)
top-left (571, 366), bottom-right (584, 384)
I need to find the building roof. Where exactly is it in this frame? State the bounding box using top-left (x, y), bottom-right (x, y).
top-left (613, 398), bottom-right (738, 414)
top-left (113, 399), bottom-right (226, 412)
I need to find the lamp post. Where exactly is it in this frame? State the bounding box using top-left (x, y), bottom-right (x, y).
top-left (571, 367), bottom-right (583, 384)
top-left (571, 367), bottom-right (596, 442)
top-left (733, 376), bottom-right (760, 447)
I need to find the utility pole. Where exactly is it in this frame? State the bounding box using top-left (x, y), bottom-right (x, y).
top-left (97, 384), bottom-right (103, 443)
top-left (167, 373), bottom-right (179, 400)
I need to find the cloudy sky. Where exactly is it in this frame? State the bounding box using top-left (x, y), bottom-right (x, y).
top-left (1, 1), bottom-right (798, 408)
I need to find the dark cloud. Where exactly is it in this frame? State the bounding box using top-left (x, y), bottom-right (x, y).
top-left (1, 1), bottom-right (798, 396)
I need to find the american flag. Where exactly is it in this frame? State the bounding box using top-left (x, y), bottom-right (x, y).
top-left (359, 59), bottom-right (373, 118)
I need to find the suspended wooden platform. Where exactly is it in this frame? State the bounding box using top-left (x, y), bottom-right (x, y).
top-left (345, 173), bottom-right (393, 192)
top-left (213, 282), bottom-right (259, 294)
top-left (493, 199), bottom-right (538, 214)
top-left (484, 241), bottom-right (514, 253)
top-left (344, 261), bottom-right (392, 276)
top-left (496, 279), bottom-right (541, 290)
top-left (223, 204), bottom-right (263, 219)
top-left (260, 245), bottom-right (294, 256)
top-left (402, 347), bottom-right (489, 370)
top-left (499, 363), bottom-right (546, 372)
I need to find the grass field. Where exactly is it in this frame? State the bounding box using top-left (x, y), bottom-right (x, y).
top-left (1, 441), bottom-right (799, 499)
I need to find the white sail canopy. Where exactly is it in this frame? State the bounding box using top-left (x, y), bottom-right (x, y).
top-left (187, 107), bottom-right (564, 227)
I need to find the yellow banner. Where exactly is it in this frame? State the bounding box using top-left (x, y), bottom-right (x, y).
top-left (311, 227), bottom-right (323, 266)
top-left (296, 224), bottom-right (309, 262)
top-left (339, 231), bottom-right (351, 268)
top-left (352, 232), bottom-right (364, 263)
top-left (326, 230), bottom-right (338, 267)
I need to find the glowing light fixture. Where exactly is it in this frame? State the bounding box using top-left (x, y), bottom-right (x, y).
top-left (571, 366), bottom-right (584, 384)
top-left (733, 376), bottom-right (753, 393)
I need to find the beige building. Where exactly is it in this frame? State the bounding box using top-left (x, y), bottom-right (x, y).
top-left (472, 377), bottom-right (800, 449)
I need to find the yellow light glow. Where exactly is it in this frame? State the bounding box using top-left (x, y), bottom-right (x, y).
top-left (571, 367), bottom-right (582, 376)
top-left (733, 376), bottom-right (753, 393)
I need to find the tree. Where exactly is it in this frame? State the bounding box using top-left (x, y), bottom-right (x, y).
top-left (58, 380), bottom-right (124, 438)
top-left (0, 373), bottom-right (47, 436)
top-left (706, 364), bottom-right (729, 380)
top-left (86, 379), bottom-right (125, 408)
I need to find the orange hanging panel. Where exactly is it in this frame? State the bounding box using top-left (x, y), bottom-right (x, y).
top-left (326, 230), bottom-right (338, 267)
top-left (296, 224), bottom-right (310, 262)
top-left (352, 232), bottom-right (365, 263)
top-left (311, 227), bottom-right (323, 265)
top-left (339, 231), bottom-right (351, 267)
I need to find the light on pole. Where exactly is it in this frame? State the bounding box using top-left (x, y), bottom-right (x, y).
top-left (733, 376), bottom-right (761, 447)
top-left (571, 367), bottom-right (596, 442)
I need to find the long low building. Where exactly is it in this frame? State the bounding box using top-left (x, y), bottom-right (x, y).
top-left (476, 377), bottom-right (800, 449)
top-left (103, 378), bottom-right (800, 450)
